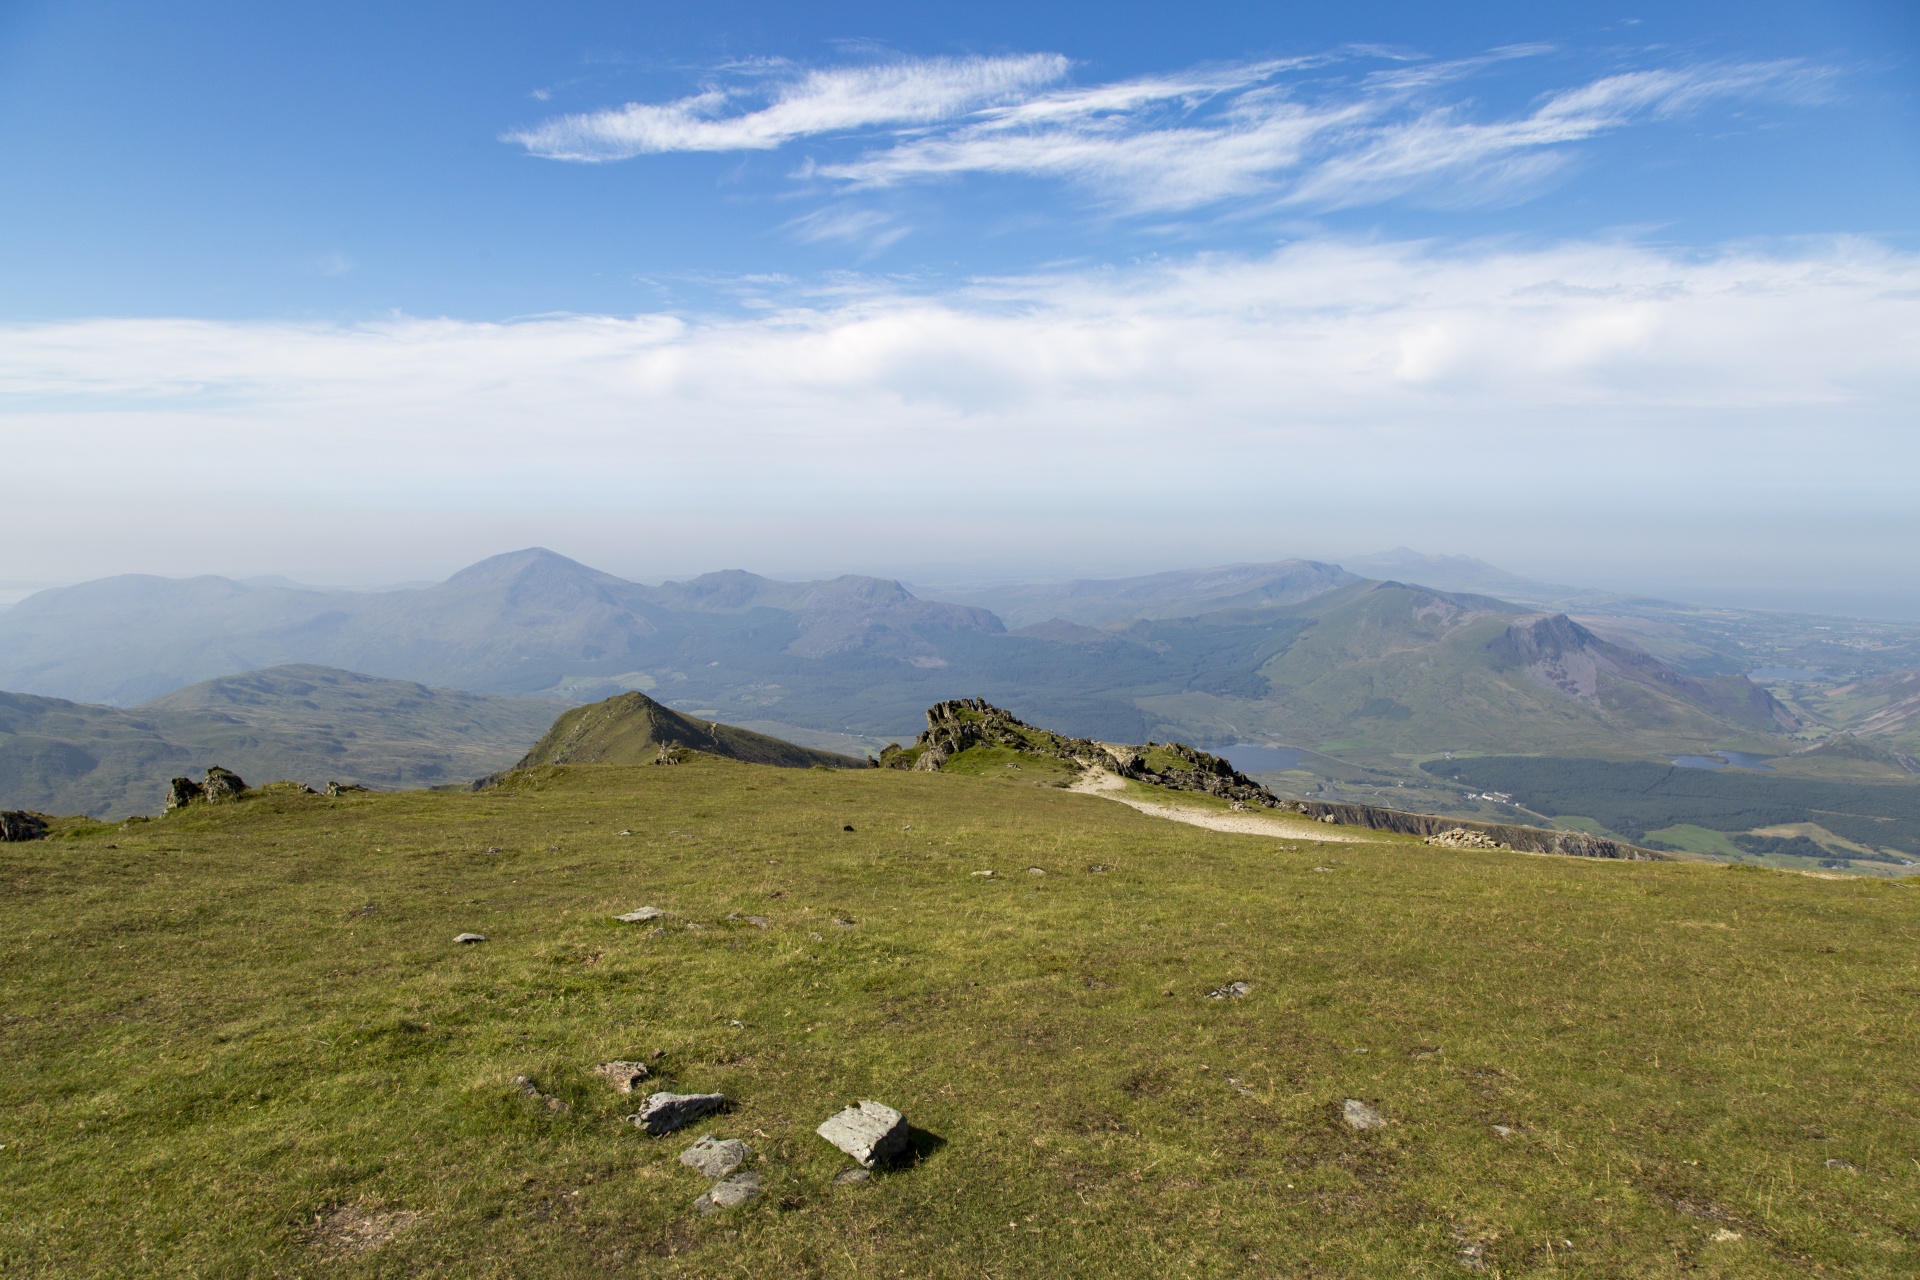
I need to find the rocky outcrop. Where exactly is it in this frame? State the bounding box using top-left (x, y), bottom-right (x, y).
top-left (1425, 827), bottom-right (1507, 850)
top-left (877, 698), bottom-right (1281, 808)
top-left (165, 766), bottom-right (248, 812)
top-left (0, 810), bottom-right (49, 842)
top-left (1285, 799), bottom-right (1664, 860)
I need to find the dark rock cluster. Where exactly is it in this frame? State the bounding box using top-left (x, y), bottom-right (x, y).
top-left (165, 766), bottom-right (249, 812)
top-left (0, 810), bottom-right (49, 842)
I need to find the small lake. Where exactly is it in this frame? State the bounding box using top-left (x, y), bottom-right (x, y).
top-left (1222, 744), bottom-right (1310, 774)
top-left (1748, 668), bottom-right (1829, 682)
top-left (1672, 751), bottom-right (1775, 772)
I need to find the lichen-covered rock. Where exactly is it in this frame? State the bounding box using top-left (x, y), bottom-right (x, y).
top-left (816, 1100), bottom-right (910, 1168)
top-left (164, 777), bottom-right (203, 812)
top-left (614, 906), bottom-right (666, 923)
top-left (1343, 1098), bottom-right (1387, 1130)
top-left (201, 767), bottom-right (248, 803)
top-left (631, 1091), bottom-right (725, 1135)
top-left (594, 1061), bottom-right (650, 1092)
top-left (694, 1169), bottom-right (762, 1213)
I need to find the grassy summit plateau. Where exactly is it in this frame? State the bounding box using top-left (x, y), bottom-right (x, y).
top-left (3, 751), bottom-right (1916, 1277)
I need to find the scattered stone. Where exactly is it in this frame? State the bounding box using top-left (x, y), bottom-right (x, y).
top-left (1312, 866), bottom-right (1335, 872)
top-left (1425, 827), bottom-right (1508, 850)
top-left (1206, 981), bottom-right (1251, 1000)
top-left (482, 847), bottom-right (501, 855)
top-left (680, 1135), bottom-right (750, 1179)
top-left (453, 933), bottom-right (488, 944)
top-left (745, 916), bottom-right (769, 928)
top-left (631, 1091), bottom-right (726, 1135)
top-left (646, 927), bottom-right (666, 938)
top-left (1710, 1228), bottom-right (1743, 1243)
top-left (832, 917), bottom-right (856, 927)
top-left (1088, 864), bottom-right (1108, 873)
top-left (843, 825), bottom-right (855, 832)
top-left (1342, 1098), bottom-right (1387, 1131)
top-left (1492, 1124), bottom-right (1516, 1138)
top-left (324, 781), bottom-right (369, 797)
top-left (970, 870), bottom-right (995, 878)
top-left (817, 1100), bottom-right (910, 1168)
top-left (512, 1075), bottom-right (568, 1113)
top-left (594, 1061), bottom-right (650, 1093)
top-left (1026, 867), bottom-right (1046, 875)
top-left (616, 906), bottom-right (666, 923)
top-left (694, 1169), bottom-right (763, 1214)
top-left (618, 829), bottom-right (634, 836)
top-left (833, 1167), bottom-right (873, 1186)
top-left (1826, 1158), bottom-right (1859, 1172)
top-left (1456, 1240), bottom-right (1488, 1271)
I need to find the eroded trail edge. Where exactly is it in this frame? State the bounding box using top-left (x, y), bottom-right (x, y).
top-left (1070, 769), bottom-right (1366, 842)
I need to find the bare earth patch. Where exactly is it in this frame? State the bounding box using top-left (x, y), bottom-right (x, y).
top-left (310, 1205), bottom-right (420, 1257)
top-left (1070, 769), bottom-right (1365, 842)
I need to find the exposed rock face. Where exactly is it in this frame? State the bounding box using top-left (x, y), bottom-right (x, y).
top-left (0, 811), bottom-right (49, 842)
top-left (166, 766), bottom-right (248, 812)
top-left (879, 698), bottom-right (1281, 808)
top-left (817, 1100), bottom-right (910, 1168)
top-left (631, 1091), bottom-right (726, 1136)
top-left (1425, 828), bottom-right (1507, 850)
top-left (1288, 799), bottom-right (1664, 861)
top-left (165, 777), bottom-right (203, 811)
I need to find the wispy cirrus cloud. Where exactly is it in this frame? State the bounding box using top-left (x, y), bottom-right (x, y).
top-left (505, 54), bottom-right (1068, 160)
top-left (507, 49), bottom-right (1825, 214)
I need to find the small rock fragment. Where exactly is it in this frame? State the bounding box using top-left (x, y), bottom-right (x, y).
top-left (970, 870), bottom-right (995, 878)
top-left (615, 906), bottom-right (666, 923)
top-left (694, 1169), bottom-right (763, 1213)
top-left (631, 1091), bottom-right (726, 1135)
top-left (1456, 1241), bottom-right (1487, 1271)
top-left (833, 1167), bottom-right (873, 1186)
top-left (646, 927), bottom-right (666, 937)
top-left (1826, 1158), bottom-right (1859, 1172)
top-left (679, 1135), bottom-right (749, 1179)
top-left (483, 846), bottom-right (501, 855)
top-left (1492, 1124), bottom-right (1515, 1138)
top-left (454, 932), bottom-right (488, 944)
top-left (1206, 981), bottom-right (1251, 1000)
top-left (618, 829), bottom-right (634, 836)
top-left (832, 917), bottom-right (856, 927)
top-left (1088, 864), bottom-right (1108, 873)
top-left (1312, 866), bottom-right (1334, 872)
top-left (1026, 867), bottom-right (1046, 875)
top-left (817, 1100), bottom-right (910, 1168)
top-left (512, 1075), bottom-right (568, 1113)
top-left (1710, 1228), bottom-right (1743, 1243)
top-left (1343, 1098), bottom-right (1387, 1130)
top-left (594, 1061), bottom-right (650, 1093)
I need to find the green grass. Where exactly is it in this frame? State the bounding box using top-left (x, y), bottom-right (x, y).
top-left (1645, 825), bottom-right (1748, 858)
top-left (4, 756), bottom-right (1918, 1277)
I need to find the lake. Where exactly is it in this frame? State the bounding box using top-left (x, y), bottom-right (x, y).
top-left (1221, 744), bottom-right (1310, 774)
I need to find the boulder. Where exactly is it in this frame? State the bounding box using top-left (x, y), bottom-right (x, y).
top-left (164, 777), bottom-right (203, 812)
top-left (0, 811), bottom-right (49, 842)
top-left (679, 1135), bottom-right (749, 1179)
top-left (816, 1100), bottom-right (909, 1168)
top-left (201, 766), bottom-right (248, 803)
top-left (631, 1091), bottom-right (726, 1136)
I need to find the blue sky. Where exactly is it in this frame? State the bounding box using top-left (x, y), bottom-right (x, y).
top-left (2, 1), bottom-right (1918, 611)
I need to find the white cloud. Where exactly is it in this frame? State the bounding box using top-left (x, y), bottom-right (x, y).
top-left (2, 237), bottom-right (1914, 581)
top-left (505, 54), bottom-right (1068, 161)
top-left (506, 50), bottom-right (1825, 214)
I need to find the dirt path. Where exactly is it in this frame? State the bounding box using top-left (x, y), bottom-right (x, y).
top-left (1069, 769), bottom-right (1368, 843)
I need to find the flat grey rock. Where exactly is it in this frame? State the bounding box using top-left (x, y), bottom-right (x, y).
top-left (832, 1167), bottom-right (873, 1186)
top-left (615, 906), bottom-right (665, 923)
top-left (679, 1135), bottom-right (749, 1179)
top-left (1206, 981), bottom-right (1250, 1000)
top-left (1343, 1098), bottom-right (1387, 1130)
top-left (630, 1091), bottom-right (726, 1136)
top-left (594, 1061), bottom-right (650, 1093)
top-left (453, 933), bottom-right (488, 944)
top-left (694, 1170), bottom-right (763, 1214)
top-left (817, 1100), bottom-right (909, 1168)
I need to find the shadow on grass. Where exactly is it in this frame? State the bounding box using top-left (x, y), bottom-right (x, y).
top-left (895, 1125), bottom-right (946, 1169)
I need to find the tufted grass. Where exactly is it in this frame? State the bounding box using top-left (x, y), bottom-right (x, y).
top-left (2, 755), bottom-right (1917, 1278)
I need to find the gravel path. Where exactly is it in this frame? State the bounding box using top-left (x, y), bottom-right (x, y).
top-left (1069, 769), bottom-right (1367, 842)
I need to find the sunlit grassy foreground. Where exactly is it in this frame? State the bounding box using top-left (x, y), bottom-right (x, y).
top-left (3, 757), bottom-right (1916, 1277)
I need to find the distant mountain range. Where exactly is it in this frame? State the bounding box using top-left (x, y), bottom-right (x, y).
top-left (3, 547), bottom-right (1916, 821)
top-left (0, 665), bottom-right (563, 818)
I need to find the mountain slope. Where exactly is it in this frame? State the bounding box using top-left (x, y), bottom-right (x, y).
top-left (0, 665), bottom-right (564, 817)
top-left (507, 691), bottom-right (868, 772)
top-left (925, 559), bottom-right (1359, 628)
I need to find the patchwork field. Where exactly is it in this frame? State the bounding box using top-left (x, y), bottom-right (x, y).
top-left (3, 757), bottom-right (1917, 1277)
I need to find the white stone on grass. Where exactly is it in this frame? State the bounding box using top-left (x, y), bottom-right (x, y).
top-left (679, 1135), bottom-right (749, 1179)
top-left (817, 1100), bottom-right (910, 1168)
top-left (630, 1091), bottom-right (725, 1136)
top-left (615, 907), bottom-right (665, 923)
top-left (1342, 1098), bottom-right (1387, 1130)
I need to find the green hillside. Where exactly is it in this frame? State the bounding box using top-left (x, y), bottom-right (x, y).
top-left (0, 666), bottom-right (565, 818)
top-left (509, 691), bottom-right (868, 772)
top-left (4, 756), bottom-right (1916, 1276)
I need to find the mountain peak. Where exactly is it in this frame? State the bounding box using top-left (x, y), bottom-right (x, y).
top-left (443, 548), bottom-right (624, 588)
